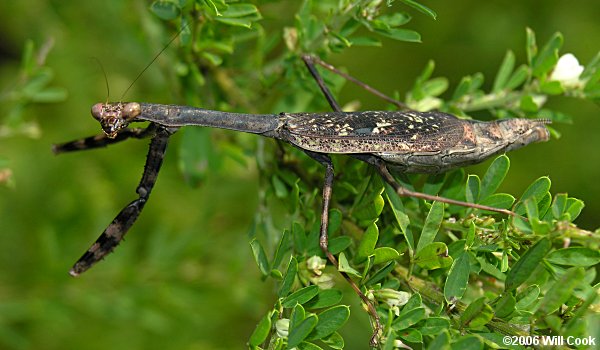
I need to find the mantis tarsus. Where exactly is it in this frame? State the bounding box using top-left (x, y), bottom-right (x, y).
top-left (54, 54), bottom-right (550, 346)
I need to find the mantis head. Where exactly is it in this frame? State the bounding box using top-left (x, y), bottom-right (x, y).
top-left (91, 102), bottom-right (141, 138)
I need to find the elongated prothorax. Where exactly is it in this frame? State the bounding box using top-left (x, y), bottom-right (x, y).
top-left (91, 102), bottom-right (281, 138)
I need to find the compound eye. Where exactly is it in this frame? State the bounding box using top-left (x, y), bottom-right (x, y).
top-left (91, 103), bottom-right (104, 120)
top-left (123, 102), bottom-right (141, 121)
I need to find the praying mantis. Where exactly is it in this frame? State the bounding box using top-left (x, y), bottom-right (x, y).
top-left (54, 53), bottom-right (550, 346)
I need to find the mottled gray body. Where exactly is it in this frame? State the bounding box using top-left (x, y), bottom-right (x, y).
top-left (95, 103), bottom-right (549, 175)
top-left (279, 110), bottom-right (550, 173)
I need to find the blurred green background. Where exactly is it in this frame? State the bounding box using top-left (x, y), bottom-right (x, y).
top-left (1, 1), bottom-right (599, 349)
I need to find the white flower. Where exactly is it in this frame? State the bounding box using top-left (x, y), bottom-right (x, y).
top-left (275, 318), bottom-right (290, 338)
top-left (372, 288), bottom-right (411, 309)
top-left (306, 255), bottom-right (327, 275)
top-left (550, 53), bottom-right (584, 88)
top-left (310, 273), bottom-right (335, 289)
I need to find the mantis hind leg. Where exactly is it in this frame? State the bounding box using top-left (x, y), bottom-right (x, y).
top-left (302, 55), bottom-right (383, 346)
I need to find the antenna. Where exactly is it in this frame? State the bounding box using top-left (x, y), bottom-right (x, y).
top-left (119, 23), bottom-right (190, 101)
top-left (91, 57), bottom-right (110, 103)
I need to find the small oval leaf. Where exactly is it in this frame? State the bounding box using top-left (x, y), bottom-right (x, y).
top-left (287, 314), bottom-right (318, 348)
top-left (546, 247), bottom-right (600, 267)
top-left (416, 201), bottom-right (445, 253)
top-left (307, 306), bottom-right (350, 340)
top-left (444, 251), bottom-right (470, 302)
top-left (505, 237), bottom-right (551, 291)
top-left (282, 285), bottom-right (319, 308)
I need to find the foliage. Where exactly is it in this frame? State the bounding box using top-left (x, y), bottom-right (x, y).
top-left (0, 39), bottom-right (67, 187)
top-left (2, 1), bottom-right (600, 350)
top-left (132, 0), bottom-right (600, 349)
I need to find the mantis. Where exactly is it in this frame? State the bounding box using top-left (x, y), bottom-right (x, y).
top-left (54, 54), bottom-right (550, 346)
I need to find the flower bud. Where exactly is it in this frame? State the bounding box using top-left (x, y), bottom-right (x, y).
top-left (550, 53), bottom-right (584, 88)
top-left (275, 318), bottom-right (290, 338)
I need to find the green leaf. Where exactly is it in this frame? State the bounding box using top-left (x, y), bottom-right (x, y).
top-left (565, 198), bottom-right (585, 221)
top-left (215, 17), bottom-right (253, 28)
top-left (419, 317), bottom-right (451, 335)
top-left (337, 252), bottom-right (362, 278)
top-left (525, 28), bottom-right (537, 66)
top-left (452, 76), bottom-right (472, 101)
top-left (250, 239), bottom-right (270, 277)
top-left (364, 261), bottom-right (396, 286)
top-left (287, 314), bottom-right (318, 349)
top-left (515, 176), bottom-right (551, 214)
top-left (279, 257), bottom-right (298, 297)
top-left (356, 222), bottom-right (379, 263)
top-left (515, 285), bottom-right (540, 310)
top-left (378, 12), bottom-right (412, 27)
top-left (480, 155), bottom-right (510, 199)
top-left (297, 341), bottom-right (322, 350)
top-left (532, 32), bottom-right (563, 78)
top-left (551, 193), bottom-right (568, 218)
top-left (202, 0), bottom-right (223, 16)
top-left (494, 293), bottom-right (516, 319)
top-left (476, 256), bottom-right (505, 281)
top-left (249, 311), bottom-right (273, 346)
top-left (150, 0), bottom-right (181, 20)
top-left (373, 247), bottom-right (401, 265)
top-left (307, 305), bottom-right (350, 340)
top-left (292, 222), bottom-right (307, 254)
top-left (272, 174), bottom-right (288, 198)
top-left (392, 307), bottom-right (427, 331)
top-left (221, 3), bottom-right (259, 18)
top-left (273, 229), bottom-right (291, 270)
top-left (321, 332), bottom-right (344, 349)
top-left (537, 267), bottom-right (585, 315)
top-left (423, 173), bottom-right (446, 196)
top-left (353, 188), bottom-right (384, 222)
top-left (505, 64), bottom-right (529, 90)
top-left (546, 248), bottom-right (600, 267)
top-left (479, 193), bottom-right (515, 210)
top-left (348, 36), bottom-right (382, 47)
top-left (493, 50), bottom-right (515, 92)
top-left (400, 0), bottom-right (437, 19)
top-left (429, 332), bottom-right (451, 349)
top-left (328, 236), bottom-right (352, 255)
top-left (450, 335), bottom-right (483, 350)
top-left (22, 68), bottom-right (53, 96)
top-left (581, 51), bottom-right (600, 80)
top-left (414, 242), bottom-right (452, 270)
top-left (505, 237), bottom-right (551, 291)
top-left (31, 87), bottom-right (68, 103)
top-left (540, 80), bottom-right (564, 95)
top-left (404, 330), bottom-right (427, 346)
top-left (304, 289), bottom-right (343, 309)
top-left (20, 39), bottom-right (35, 74)
top-left (290, 304), bottom-right (306, 329)
top-left (374, 27), bottom-right (421, 42)
top-left (403, 293), bottom-right (422, 311)
top-left (201, 52), bottom-right (222, 66)
top-left (460, 297), bottom-right (494, 329)
top-left (328, 209), bottom-right (342, 235)
top-left (412, 60), bottom-right (435, 100)
top-left (384, 183), bottom-right (413, 253)
top-left (282, 285), bottom-right (319, 308)
top-left (519, 94), bottom-right (539, 112)
top-left (444, 252), bottom-right (470, 302)
top-left (422, 77), bottom-right (449, 96)
top-left (416, 201), bottom-right (444, 253)
top-left (465, 175), bottom-right (480, 203)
